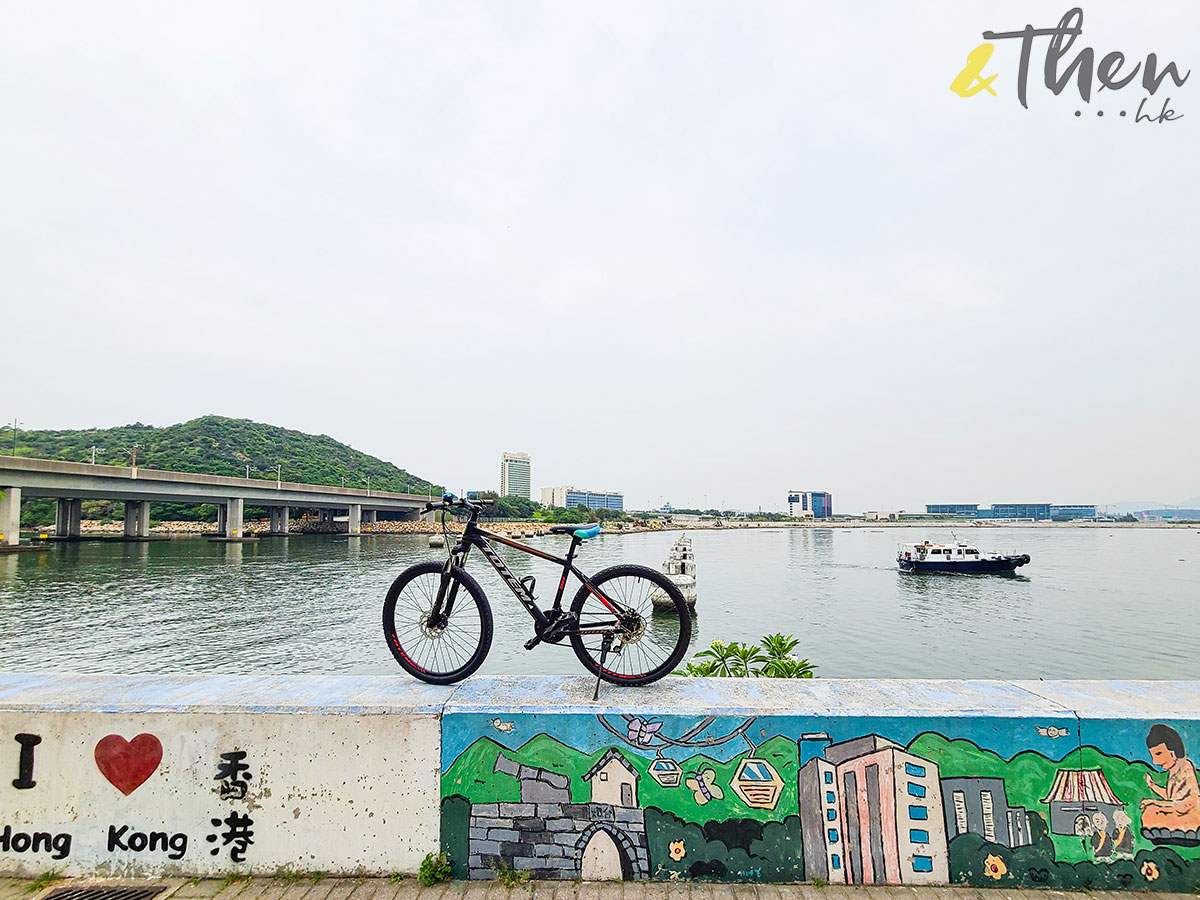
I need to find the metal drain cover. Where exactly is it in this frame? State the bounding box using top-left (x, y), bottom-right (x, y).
top-left (44, 887), bottom-right (167, 900)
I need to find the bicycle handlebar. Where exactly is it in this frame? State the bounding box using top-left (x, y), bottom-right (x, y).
top-left (423, 495), bottom-right (496, 514)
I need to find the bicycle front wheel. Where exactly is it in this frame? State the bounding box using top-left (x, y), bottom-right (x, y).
top-left (383, 561), bottom-right (493, 684)
top-left (569, 564), bottom-right (691, 685)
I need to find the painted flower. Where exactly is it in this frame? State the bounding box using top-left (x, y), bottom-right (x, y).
top-left (1142, 861), bottom-right (1160, 882)
top-left (668, 840), bottom-right (686, 862)
top-left (983, 854), bottom-right (1007, 880)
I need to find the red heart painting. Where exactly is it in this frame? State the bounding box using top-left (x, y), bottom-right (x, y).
top-left (94, 734), bottom-right (163, 795)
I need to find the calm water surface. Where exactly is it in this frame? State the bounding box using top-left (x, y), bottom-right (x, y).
top-left (2, 527), bottom-right (1197, 679)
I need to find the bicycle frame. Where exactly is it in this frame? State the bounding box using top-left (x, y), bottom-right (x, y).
top-left (437, 518), bottom-right (625, 635)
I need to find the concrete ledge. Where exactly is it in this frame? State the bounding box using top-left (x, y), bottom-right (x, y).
top-left (5, 674), bottom-right (1200, 891)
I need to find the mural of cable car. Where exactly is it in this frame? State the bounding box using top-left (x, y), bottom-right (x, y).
top-left (649, 755), bottom-right (683, 787)
top-left (731, 756), bottom-right (784, 810)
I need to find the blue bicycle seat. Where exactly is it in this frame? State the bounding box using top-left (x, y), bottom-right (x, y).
top-left (548, 523), bottom-right (601, 539)
top-left (573, 524), bottom-right (601, 540)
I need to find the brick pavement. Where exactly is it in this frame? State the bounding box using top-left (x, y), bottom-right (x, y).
top-left (0, 877), bottom-right (1196, 900)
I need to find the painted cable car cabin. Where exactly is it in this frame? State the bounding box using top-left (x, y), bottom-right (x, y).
top-left (897, 540), bottom-right (1030, 574)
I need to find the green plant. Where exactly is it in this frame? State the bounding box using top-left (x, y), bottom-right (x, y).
top-left (387, 873), bottom-right (405, 884)
top-left (308, 872), bottom-right (325, 884)
top-left (676, 634), bottom-right (816, 678)
top-left (220, 873), bottom-right (251, 889)
top-left (812, 876), bottom-right (828, 888)
top-left (25, 871), bottom-right (62, 894)
top-left (419, 851), bottom-right (453, 886)
top-left (490, 859), bottom-right (530, 888)
top-left (273, 869), bottom-right (305, 884)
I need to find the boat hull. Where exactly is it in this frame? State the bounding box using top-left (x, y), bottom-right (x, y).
top-left (898, 555), bottom-right (1030, 574)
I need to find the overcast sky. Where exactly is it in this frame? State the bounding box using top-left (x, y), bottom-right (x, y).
top-left (3, 1), bottom-right (1196, 513)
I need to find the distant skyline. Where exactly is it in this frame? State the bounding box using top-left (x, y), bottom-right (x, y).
top-left (3, 2), bottom-right (1195, 515)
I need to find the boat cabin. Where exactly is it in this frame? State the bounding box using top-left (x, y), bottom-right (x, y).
top-left (899, 541), bottom-right (982, 562)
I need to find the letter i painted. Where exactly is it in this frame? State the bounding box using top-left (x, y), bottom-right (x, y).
top-left (13, 734), bottom-right (41, 789)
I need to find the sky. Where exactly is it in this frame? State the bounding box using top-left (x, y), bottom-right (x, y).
top-left (2, 1), bottom-right (1196, 514)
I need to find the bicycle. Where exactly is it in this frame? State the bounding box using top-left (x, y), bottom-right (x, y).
top-left (382, 494), bottom-right (692, 696)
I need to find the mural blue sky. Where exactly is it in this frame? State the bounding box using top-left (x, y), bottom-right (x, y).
top-left (2, 1), bottom-right (1195, 512)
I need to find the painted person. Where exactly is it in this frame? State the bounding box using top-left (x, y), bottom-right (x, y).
top-left (1112, 809), bottom-right (1134, 856)
top-left (1090, 811), bottom-right (1113, 858)
top-left (1141, 724), bottom-right (1200, 832)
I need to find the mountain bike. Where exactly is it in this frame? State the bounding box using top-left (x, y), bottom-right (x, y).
top-left (382, 494), bottom-right (691, 695)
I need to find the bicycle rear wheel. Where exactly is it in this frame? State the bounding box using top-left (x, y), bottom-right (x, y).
top-left (383, 561), bottom-right (493, 684)
top-left (569, 564), bottom-right (691, 685)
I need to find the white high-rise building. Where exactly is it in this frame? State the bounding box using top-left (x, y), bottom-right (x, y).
top-left (500, 451), bottom-right (531, 499)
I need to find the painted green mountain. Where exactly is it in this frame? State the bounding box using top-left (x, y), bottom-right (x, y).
top-left (443, 732), bottom-right (799, 823)
top-left (909, 733), bottom-right (1173, 863)
top-left (13, 415), bottom-right (442, 522)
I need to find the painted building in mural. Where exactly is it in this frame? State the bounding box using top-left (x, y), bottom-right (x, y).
top-left (1041, 768), bottom-right (1126, 836)
top-left (941, 777), bottom-right (1032, 848)
top-left (799, 735), bottom-right (949, 885)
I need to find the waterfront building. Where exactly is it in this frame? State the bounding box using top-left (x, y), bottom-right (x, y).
top-left (926, 504), bottom-right (981, 517)
top-left (499, 451), bottom-right (531, 499)
top-left (1049, 505), bottom-right (1097, 520)
top-left (799, 734), bottom-right (949, 885)
top-left (541, 486), bottom-right (624, 511)
top-left (789, 491), bottom-right (833, 519)
top-left (925, 502), bottom-right (1090, 521)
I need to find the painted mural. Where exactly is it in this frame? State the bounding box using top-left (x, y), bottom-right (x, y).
top-left (440, 711), bottom-right (1200, 889)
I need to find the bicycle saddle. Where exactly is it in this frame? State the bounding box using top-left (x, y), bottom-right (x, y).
top-left (547, 523), bottom-right (600, 538)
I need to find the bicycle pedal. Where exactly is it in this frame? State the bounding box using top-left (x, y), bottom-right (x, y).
top-left (524, 634), bottom-right (543, 651)
top-left (519, 576), bottom-right (536, 597)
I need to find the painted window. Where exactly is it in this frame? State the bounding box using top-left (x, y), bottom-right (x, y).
top-left (905, 763), bottom-right (926, 777)
top-left (828, 829), bottom-right (838, 843)
top-left (910, 805), bottom-right (928, 820)
top-left (826, 791), bottom-right (836, 804)
top-left (832, 854), bottom-right (841, 870)
top-left (825, 771), bottom-right (833, 784)
top-left (599, 772), bottom-right (608, 781)
top-left (913, 856), bottom-right (934, 872)
top-left (827, 808), bottom-right (837, 821)
top-left (910, 829), bottom-right (929, 843)
top-left (981, 790), bottom-right (996, 842)
top-left (908, 782), bottom-right (927, 798)
top-left (953, 791), bottom-right (967, 834)
top-left (742, 761), bottom-right (774, 781)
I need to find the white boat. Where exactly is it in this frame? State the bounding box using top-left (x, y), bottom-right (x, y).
top-left (897, 540), bottom-right (1030, 574)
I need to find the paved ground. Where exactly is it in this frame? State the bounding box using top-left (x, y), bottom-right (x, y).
top-left (0, 877), bottom-right (1196, 900)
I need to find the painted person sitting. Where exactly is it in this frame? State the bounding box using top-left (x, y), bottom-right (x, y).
top-left (1141, 723), bottom-right (1200, 833)
top-left (1112, 809), bottom-right (1134, 856)
top-left (1090, 811), bottom-right (1114, 858)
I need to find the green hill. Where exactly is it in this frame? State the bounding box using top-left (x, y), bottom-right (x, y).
top-left (12, 415), bottom-right (442, 523)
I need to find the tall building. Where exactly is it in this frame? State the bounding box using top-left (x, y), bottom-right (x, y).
top-left (799, 735), bottom-right (948, 886)
top-left (788, 491), bottom-right (833, 519)
top-left (541, 486), bottom-right (623, 511)
top-left (499, 451), bottom-right (531, 499)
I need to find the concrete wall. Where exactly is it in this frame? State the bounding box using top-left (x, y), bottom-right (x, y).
top-left (0, 674), bottom-right (446, 877)
top-left (6, 674), bottom-right (1200, 892)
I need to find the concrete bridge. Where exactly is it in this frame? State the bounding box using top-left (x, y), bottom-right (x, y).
top-left (0, 455), bottom-right (430, 545)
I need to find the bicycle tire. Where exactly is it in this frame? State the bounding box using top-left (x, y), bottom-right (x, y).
top-left (383, 560), bottom-right (493, 684)
top-left (569, 564), bottom-right (691, 685)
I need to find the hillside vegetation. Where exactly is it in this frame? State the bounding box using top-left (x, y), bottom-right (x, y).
top-left (11, 415), bottom-right (442, 523)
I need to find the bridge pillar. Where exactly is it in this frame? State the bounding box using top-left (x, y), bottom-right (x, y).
top-left (0, 486), bottom-right (19, 546)
top-left (348, 504), bottom-right (362, 535)
top-left (278, 506), bottom-right (289, 533)
top-left (56, 499), bottom-right (83, 538)
top-left (124, 500), bottom-right (150, 538)
top-left (363, 509), bottom-right (377, 524)
top-left (269, 506), bottom-right (290, 534)
top-left (216, 504), bottom-right (228, 536)
top-left (227, 498), bottom-right (244, 539)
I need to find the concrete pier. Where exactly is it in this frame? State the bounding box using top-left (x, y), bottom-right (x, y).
top-left (226, 497), bottom-right (244, 538)
top-left (55, 498), bottom-right (83, 537)
top-left (268, 505), bottom-right (290, 534)
top-left (123, 499), bottom-right (150, 538)
top-left (0, 486), bottom-right (17, 546)
top-left (348, 503), bottom-right (362, 534)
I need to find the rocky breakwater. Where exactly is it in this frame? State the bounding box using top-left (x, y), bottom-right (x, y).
top-left (652, 534), bottom-right (697, 608)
